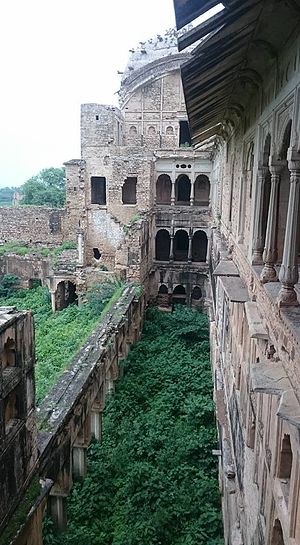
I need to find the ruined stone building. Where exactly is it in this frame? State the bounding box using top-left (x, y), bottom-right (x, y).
top-left (0, 29), bottom-right (211, 310)
top-left (173, 0), bottom-right (300, 544)
top-left (0, 28), bottom-right (213, 544)
top-left (2, 0), bottom-right (300, 543)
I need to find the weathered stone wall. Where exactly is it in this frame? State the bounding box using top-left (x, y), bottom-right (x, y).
top-left (0, 255), bottom-right (50, 287)
top-left (0, 207), bottom-right (66, 245)
top-left (207, 23), bottom-right (300, 545)
top-left (0, 309), bottom-right (38, 537)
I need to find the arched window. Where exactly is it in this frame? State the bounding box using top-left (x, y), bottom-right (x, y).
top-left (279, 120), bottom-right (292, 160)
top-left (176, 175), bottom-right (191, 205)
top-left (192, 231), bottom-right (208, 262)
top-left (271, 519), bottom-right (285, 545)
top-left (122, 177), bottom-right (137, 204)
top-left (158, 284), bottom-right (168, 294)
top-left (174, 230), bottom-right (189, 261)
top-left (155, 230), bottom-right (170, 261)
top-left (156, 174), bottom-right (171, 205)
top-left (2, 338), bottom-right (16, 368)
top-left (172, 285), bottom-right (186, 305)
top-left (129, 125), bottom-right (137, 136)
top-left (194, 175), bottom-right (210, 206)
top-left (148, 126), bottom-right (156, 135)
top-left (191, 286), bottom-right (202, 300)
top-left (278, 434), bottom-right (292, 479)
top-left (166, 126), bottom-right (174, 135)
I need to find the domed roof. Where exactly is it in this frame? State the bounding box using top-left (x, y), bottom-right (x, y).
top-left (118, 28), bottom-right (192, 107)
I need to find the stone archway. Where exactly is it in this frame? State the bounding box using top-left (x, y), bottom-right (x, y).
top-left (174, 230), bottom-right (189, 261)
top-left (155, 230), bottom-right (170, 261)
top-left (192, 231), bottom-right (208, 262)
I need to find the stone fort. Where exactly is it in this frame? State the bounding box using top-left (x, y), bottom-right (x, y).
top-left (1, 1), bottom-right (300, 544)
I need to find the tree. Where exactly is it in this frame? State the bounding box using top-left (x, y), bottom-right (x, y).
top-left (21, 167), bottom-right (66, 207)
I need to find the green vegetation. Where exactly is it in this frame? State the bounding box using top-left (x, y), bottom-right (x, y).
top-left (0, 186), bottom-right (19, 207)
top-left (0, 282), bottom-right (121, 403)
top-left (123, 213), bottom-right (141, 235)
top-left (0, 240), bottom-right (76, 258)
top-left (0, 274), bottom-right (20, 297)
top-left (21, 167), bottom-right (65, 207)
top-left (44, 306), bottom-right (223, 545)
top-left (0, 476), bottom-right (41, 545)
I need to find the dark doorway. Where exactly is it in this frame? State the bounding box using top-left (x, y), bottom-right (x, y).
top-left (194, 175), bottom-right (210, 206)
top-left (174, 230), bottom-right (189, 261)
top-left (271, 519), bottom-right (285, 545)
top-left (172, 285), bottom-right (186, 306)
top-left (122, 177), bottom-right (137, 204)
top-left (179, 120), bottom-right (192, 146)
top-left (176, 175), bottom-right (191, 205)
top-left (93, 248), bottom-right (101, 260)
top-left (65, 281), bottom-right (78, 306)
top-left (91, 177), bottom-right (106, 205)
top-left (192, 231), bottom-right (208, 262)
top-left (156, 174), bottom-right (172, 204)
top-left (191, 286), bottom-right (202, 300)
top-left (155, 230), bottom-right (170, 261)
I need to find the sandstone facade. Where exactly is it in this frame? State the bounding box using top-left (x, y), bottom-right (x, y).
top-left (174, 1), bottom-right (300, 544)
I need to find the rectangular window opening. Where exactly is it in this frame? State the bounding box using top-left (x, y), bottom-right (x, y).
top-left (91, 176), bottom-right (106, 205)
top-left (179, 120), bottom-right (192, 147)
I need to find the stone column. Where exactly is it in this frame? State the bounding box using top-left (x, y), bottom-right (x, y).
top-left (50, 291), bottom-right (56, 313)
top-left (72, 446), bottom-right (87, 478)
top-left (278, 160), bottom-right (300, 307)
top-left (260, 164), bottom-right (282, 283)
top-left (171, 180), bottom-right (175, 206)
top-left (190, 180), bottom-right (195, 206)
top-left (77, 231), bottom-right (84, 265)
top-left (188, 233), bottom-right (193, 263)
top-left (48, 495), bottom-right (67, 532)
top-left (91, 409), bottom-right (102, 441)
top-left (169, 234), bottom-right (174, 261)
top-left (252, 167), bottom-right (268, 263)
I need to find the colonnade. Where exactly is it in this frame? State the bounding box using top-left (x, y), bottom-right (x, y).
top-left (155, 228), bottom-right (208, 262)
top-left (252, 148), bottom-right (300, 306)
top-left (155, 174), bottom-right (210, 206)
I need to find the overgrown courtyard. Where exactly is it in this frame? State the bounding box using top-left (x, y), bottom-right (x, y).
top-left (44, 306), bottom-right (223, 545)
top-left (0, 281), bottom-right (120, 403)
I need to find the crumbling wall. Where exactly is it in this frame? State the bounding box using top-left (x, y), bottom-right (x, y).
top-left (0, 208), bottom-right (66, 245)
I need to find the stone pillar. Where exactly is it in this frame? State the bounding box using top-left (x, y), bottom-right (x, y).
top-left (50, 291), bottom-right (56, 313)
top-left (171, 180), bottom-right (175, 206)
top-left (278, 159), bottom-right (300, 307)
top-left (190, 180), bottom-right (195, 206)
top-left (188, 233), bottom-right (193, 263)
top-left (91, 409), bottom-right (102, 441)
top-left (72, 446), bottom-right (87, 478)
top-left (252, 167), bottom-right (268, 263)
top-left (169, 234), bottom-right (174, 261)
top-left (260, 164), bottom-right (282, 283)
top-left (48, 495), bottom-right (67, 532)
top-left (77, 232), bottom-right (84, 265)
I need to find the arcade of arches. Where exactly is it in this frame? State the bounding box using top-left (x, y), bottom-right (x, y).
top-left (156, 173), bottom-right (210, 206)
top-left (157, 283), bottom-right (203, 308)
top-left (155, 229), bottom-right (208, 262)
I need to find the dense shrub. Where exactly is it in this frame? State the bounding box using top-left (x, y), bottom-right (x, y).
top-left (44, 306), bottom-right (223, 545)
top-left (0, 282), bottom-right (120, 403)
top-left (0, 274), bottom-right (20, 297)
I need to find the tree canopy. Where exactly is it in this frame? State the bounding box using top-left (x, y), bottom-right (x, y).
top-left (21, 167), bottom-right (66, 207)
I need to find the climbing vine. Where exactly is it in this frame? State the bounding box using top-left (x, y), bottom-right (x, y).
top-left (44, 306), bottom-right (223, 545)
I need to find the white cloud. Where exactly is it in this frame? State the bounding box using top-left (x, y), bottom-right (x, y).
top-left (0, 0), bottom-right (175, 186)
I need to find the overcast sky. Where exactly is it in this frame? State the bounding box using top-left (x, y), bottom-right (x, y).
top-left (0, 0), bottom-right (176, 187)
